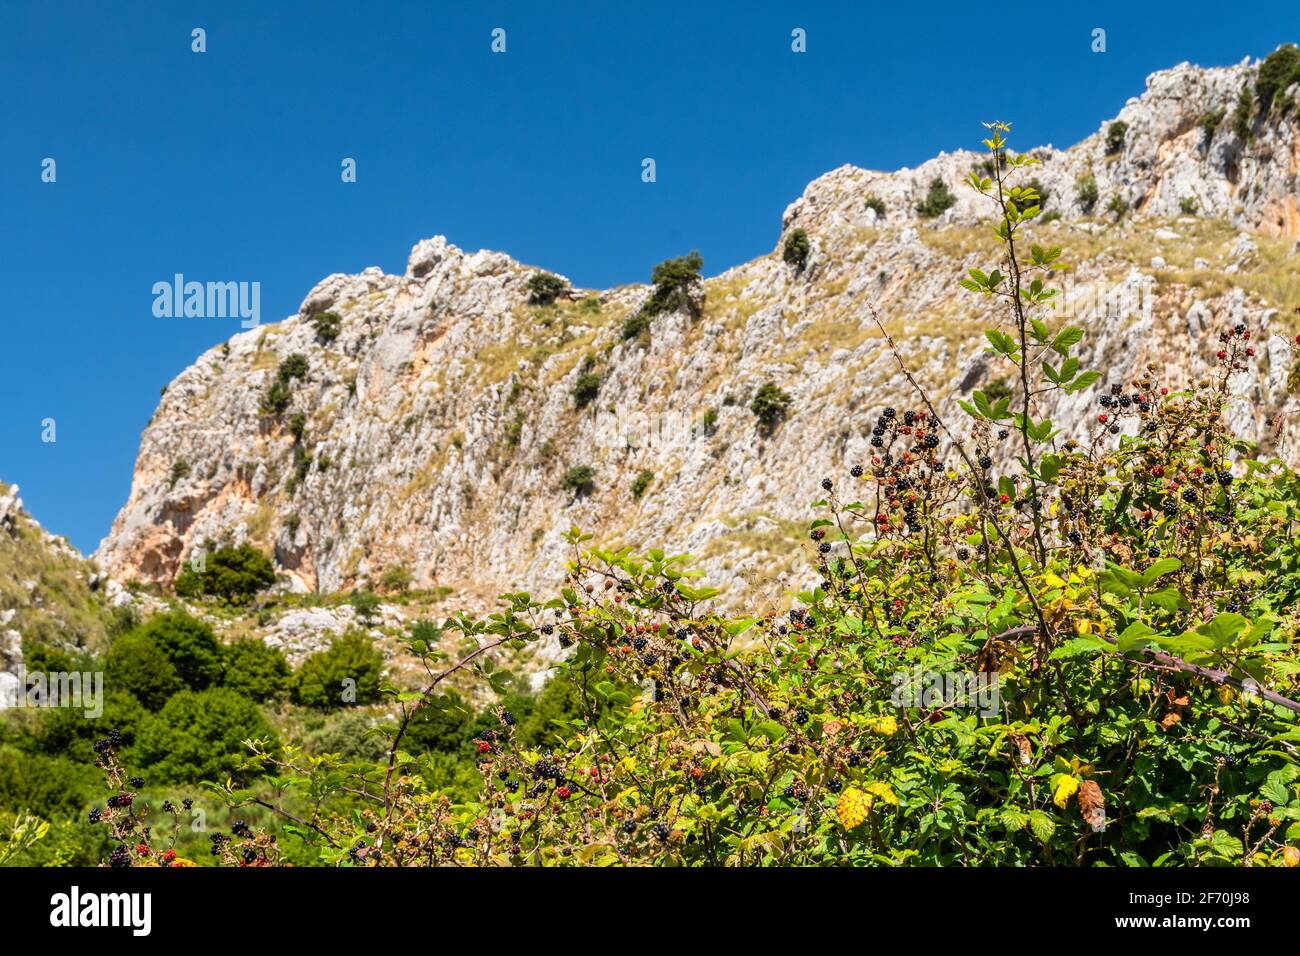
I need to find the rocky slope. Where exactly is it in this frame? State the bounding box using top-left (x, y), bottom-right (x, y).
top-left (96, 52), bottom-right (1300, 614)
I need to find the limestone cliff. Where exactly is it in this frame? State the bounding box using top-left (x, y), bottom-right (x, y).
top-left (95, 53), bottom-right (1300, 611)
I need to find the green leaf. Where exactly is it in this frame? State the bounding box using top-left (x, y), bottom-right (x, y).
top-left (1050, 326), bottom-right (1084, 355)
top-left (1140, 558), bottom-right (1182, 588)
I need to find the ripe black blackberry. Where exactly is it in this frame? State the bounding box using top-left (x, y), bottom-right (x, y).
top-left (633, 636), bottom-right (649, 650)
top-left (642, 653), bottom-right (657, 666)
top-left (501, 709), bottom-right (517, 725)
top-left (957, 548), bottom-right (970, 560)
top-left (540, 624), bottom-right (554, 635)
top-left (182, 798), bottom-right (194, 810)
top-left (242, 848), bottom-right (257, 865)
top-left (130, 776), bottom-right (144, 789)
top-left (818, 542), bottom-right (831, 554)
top-left (88, 807), bottom-right (102, 824)
top-left (794, 708), bottom-right (808, 725)
top-left (652, 823), bottom-right (670, 842)
top-left (1068, 531), bottom-right (1082, 544)
top-left (231, 820), bottom-right (252, 837)
top-left (621, 820), bottom-right (636, 834)
top-left (108, 728), bottom-right (122, 748)
top-left (827, 778), bottom-right (843, 793)
top-left (850, 464), bottom-right (863, 478)
top-left (821, 478), bottom-right (833, 491)
top-left (109, 845), bottom-right (131, 868)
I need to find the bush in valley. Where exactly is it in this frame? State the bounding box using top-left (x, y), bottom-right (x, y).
top-left (915, 177), bottom-right (956, 218)
top-left (1104, 120), bottom-right (1128, 154)
top-left (526, 272), bottom-right (568, 306)
top-left (133, 611), bottom-right (224, 691)
top-left (750, 382), bottom-right (793, 431)
top-left (782, 228), bottom-right (810, 270)
top-left (561, 464), bottom-right (596, 496)
top-left (105, 632), bottom-right (182, 710)
top-left (174, 544), bottom-right (276, 603)
top-left (221, 638), bottom-right (292, 702)
top-left (381, 564), bottom-right (414, 594)
top-left (291, 631), bottom-right (385, 708)
top-left (134, 688), bottom-right (277, 783)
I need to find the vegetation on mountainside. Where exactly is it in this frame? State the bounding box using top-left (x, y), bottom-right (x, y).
top-left (621, 252), bottom-right (704, 341)
top-left (47, 123), bottom-right (1300, 869)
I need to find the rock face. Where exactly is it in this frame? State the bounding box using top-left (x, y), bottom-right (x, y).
top-left (96, 54), bottom-right (1300, 609)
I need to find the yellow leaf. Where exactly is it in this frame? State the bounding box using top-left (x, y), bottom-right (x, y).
top-left (864, 715), bottom-right (898, 736)
top-left (1053, 774), bottom-right (1080, 808)
top-left (1076, 619), bottom-right (1092, 636)
top-left (836, 788), bottom-right (871, 829)
top-left (863, 782), bottom-right (898, 806)
top-left (1044, 573), bottom-right (1067, 589)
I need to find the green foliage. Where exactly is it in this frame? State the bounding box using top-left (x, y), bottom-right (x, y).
top-left (168, 460), bottom-right (190, 489)
top-left (1233, 85), bottom-right (1255, 140)
top-left (916, 177), bottom-right (956, 218)
top-left (381, 564), bottom-right (413, 594)
top-left (310, 311), bottom-right (342, 345)
top-left (864, 195), bottom-right (887, 218)
top-left (135, 688), bottom-right (276, 783)
top-left (782, 228), bottom-right (810, 270)
top-left (622, 251), bottom-right (704, 341)
top-left (134, 611), bottom-right (224, 691)
top-left (1107, 194), bottom-right (1129, 219)
top-left (561, 464), bottom-right (596, 496)
top-left (631, 469), bottom-right (654, 500)
top-left (174, 544), bottom-right (276, 604)
top-left (1074, 174), bottom-right (1099, 213)
top-left (1179, 197), bottom-right (1198, 215)
top-left (1257, 44), bottom-right (1300, 112)
top-left (751, 382), bottom-right (793, 431)
top-left (221, 638), bottom-right (291, 702)
top-left (1105, 120), bottom-right (1128, 154)
top-left (1199, 107), bottom-right (1226, 138)
top-left (288, 413), bottom-right (307, 444)
top-left (527, 272), bottom-right (568, 306)
top-left (105, 631), bottom-right (182, 710)
top-left (291, 631), bottom-right (384, 708)
top-left (504, 411), bottom-right (526, 447)
top-left (260, 354), bottom-right (309, 415)
top-left (572, 355), bottom-right (602, 408)
top-left (349, 590), bottom-right (381, 624)
top-left (700, 407), bottom-right (718, 434)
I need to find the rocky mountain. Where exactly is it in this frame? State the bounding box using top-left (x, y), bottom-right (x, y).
top-left (95, 51), bottom-right (1300, 613)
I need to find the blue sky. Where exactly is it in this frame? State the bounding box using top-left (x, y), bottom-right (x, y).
top-left (1, 0), bottom-right (1294, 553)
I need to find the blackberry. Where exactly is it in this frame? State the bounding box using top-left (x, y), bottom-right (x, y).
top-left (1068, 531), bottom-right (1082, 544)
top-left (794, 709), bottom-right (808, 725)
top-left (1147, 546), bottom-right (1161, 557)
top-left (871, 436), bottom-right (884, 447)
top-left (109, 845), bottom-right (131, 868)
top-left (540, 624), bottom-right (554, 635)
top-left (978, 456), bottom-right (992, 470)
top-left (621, 820), bottom-right (636, 834)
top-left (88, 808), bottom-right (102, 824)
top-left (130, 776), bottom-right (144, 789)
top-left (633, 636), bottom-right (649, 650)
top-left (923, 434), bottom-right (939, 449)
top-left (182, 798), bottom-right (194, 810)
top-left (818, 542), bottom-right (831, 554)
top-left (883, 407), bottom-right (896, 418)
top-left (827, 778), bottom-right (843, 793)
top-left (1108, 424), bottom-right (1120, 434)
top-left (242, 848), bottom-right (257, 865)
top-left (108, 728), bottom-right (122, 748)
top-left (1181, 488), bottom-right (1197, 504)
top-left (850, 464), bottom-right (863, 478)
top-left (501, 709), bottom-right (517, 726)
top-left (558, 633), bottom-right (573, 648)
top-left (1191, 571), bottom-right (1206, 585)
top-left (642, 653), bottom-right (657, 666)
top-left (871, 425), bottom-right (886, 437)
top-left (903, 410), bottom-right (915, 424)
top-left (231, 820), bottom-right (252, 838)
top-left (957, 548), bottom-right (970, 560)
top-left (821, 478), bottom-right (833, 491)
top-left (652, 823), bottom-right (670, 842)
top-left (997, 429), bottom-right (1009, 439)
top-left (506, 780), bottom-right (519, 792)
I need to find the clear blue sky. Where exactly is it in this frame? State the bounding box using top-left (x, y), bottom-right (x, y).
top-left (1, 0), bottom-right (1293, 554)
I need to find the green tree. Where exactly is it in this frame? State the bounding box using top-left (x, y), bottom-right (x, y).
top-left (222, 638), bottom-right (292, 702)
top-left (135, 688), bottom-right (276, 783)
top-left (174, 545), bottom-right (276, 604)
top-left (291, 631), bottom-right (384, 708)
top-left (527, 272), bottom-right (568, 306)
top-left (1105, 120), bottom-right (1128, 154)
top-left (105, 632), bottom-right (182, 710)
top-left (134, 611), bottom-right (223, 690)
top-left (916, 178), bottom-right (956, 218)
top-left (782, 228), bottom-right (810, 270)
top-left (751, 382), bottom-right (793, 431)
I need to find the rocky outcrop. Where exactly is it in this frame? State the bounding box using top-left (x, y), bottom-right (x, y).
top-left (95, 53), bottom-right (1300, 611)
